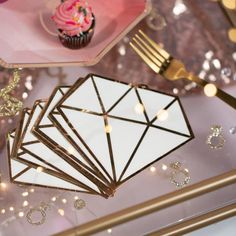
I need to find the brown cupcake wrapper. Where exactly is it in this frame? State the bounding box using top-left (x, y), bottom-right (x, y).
top-left (58, 15), bottom-right (95, 50)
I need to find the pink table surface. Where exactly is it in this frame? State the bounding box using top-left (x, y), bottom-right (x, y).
top-left (0, 0), bottom-right (150, 68)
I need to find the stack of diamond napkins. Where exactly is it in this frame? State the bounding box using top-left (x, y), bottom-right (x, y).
top-left (8, 74), bottom-right (194, 198)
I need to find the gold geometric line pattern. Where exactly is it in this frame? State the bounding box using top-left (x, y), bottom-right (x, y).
top-left (91, 77), bottom-right (117, 182)
top-left (134, 87), bottom-right (150, 123)
top-left (32, 87), bottom-right (114, 188)
top-left (50, 109), bottom-right (115, 185)
top-left (91, 75), bottom-right (193, 182)
top-left (59, 105), bottom-right (191, 138)
top-left (53, 74), bottom-right (194, 186)
top-left (7, 131), bottom-right (95, 194)
top-left (14, 103), bottom-right (110, 197)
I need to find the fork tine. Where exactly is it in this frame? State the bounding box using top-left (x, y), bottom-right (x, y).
top-left (129, 42), bottom-right (161, 73)
top-left (138, 30), bottom-right (170, 60)
top-left (134, 34), bottom-right (165, 65)
top-left (132, 37), bottom-right (162, 68)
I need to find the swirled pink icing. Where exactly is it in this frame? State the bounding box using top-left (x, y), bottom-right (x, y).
top-left (52, 0), bottom-right (94, 36)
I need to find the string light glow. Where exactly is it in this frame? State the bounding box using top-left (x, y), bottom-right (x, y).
top-left (157, 109), bottom-right (169, 121)
top-left (9, 207), bottom-right (14, 212)
top-left (222, 0), bottom-right (236, 9)
top-left (62, 198), bottom-right (67, 204)
top-left (0, 182), bottom-right (7, 189)
top-left (1, 209), bottom-right (6, 214)
top-left (18, 212), bottom-right (24, 218)
top-left (150, 166), bottom-right (156, 172)
top-left (58, 209), bottom-right (65, 216)
top-left (51, 197), bottom-right (57, 202)
top-left (134, 103), bottom-right (145, 114)
top-left (104, 124), bottom-right (112, 133)
top-left (204, 83), bottom-right (217, 97)
top-left (36, 166), bottom-right (44, 173)
top-left (23, 201), bottom-right (29, 207)
top-left (22, 191), bottom-right (29, 197)
top-left (67, 146), bottom-right (75, 155)
top-left (162, 164), bottom-right (168, 171)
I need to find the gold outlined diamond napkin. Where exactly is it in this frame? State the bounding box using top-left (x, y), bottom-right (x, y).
top-left (8, 131), bottom-right (89, 192)
top-left (49, 74), bottom-right (194, 186)
top-left (11, 100), bottom-right (109, 197)
top-left (32, 86), bottom-right (112, 189)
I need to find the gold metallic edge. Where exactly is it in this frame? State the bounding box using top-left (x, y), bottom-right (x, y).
top-left (146, 202), bottom-right (236, 236)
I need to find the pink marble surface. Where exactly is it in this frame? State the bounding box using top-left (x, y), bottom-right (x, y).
top-left (0, 0), bottom-right (149, 67)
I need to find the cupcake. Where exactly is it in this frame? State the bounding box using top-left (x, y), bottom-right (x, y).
top-left (52, 0), bottom-right (95, 49)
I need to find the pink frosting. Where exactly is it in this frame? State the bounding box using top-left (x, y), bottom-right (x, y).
top-left (52, 0), bottom-right (94, 36)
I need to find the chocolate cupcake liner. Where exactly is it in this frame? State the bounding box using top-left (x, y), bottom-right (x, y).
top-left (58, 16), bottom-right (95, 50)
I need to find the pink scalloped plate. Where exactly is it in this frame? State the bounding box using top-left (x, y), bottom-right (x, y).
top-left (0, 0), bottom-right (150, 68)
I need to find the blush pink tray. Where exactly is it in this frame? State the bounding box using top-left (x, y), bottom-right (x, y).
top-left (0, 0), bottom-right (150, 68)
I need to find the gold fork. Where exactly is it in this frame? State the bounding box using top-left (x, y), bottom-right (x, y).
top-left (130, 30), bottom-right (236, 110)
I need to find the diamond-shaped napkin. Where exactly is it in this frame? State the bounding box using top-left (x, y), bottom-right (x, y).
top-left (50, 74), bottom-right (194, 185)
top-left (9, 74), bottom-right (193, 198)
top-left (32, 86), bottom-right (112, 187)
top-left (10, 100), bottom-right (111, 197)
top-left (8, 130), bottom-right (84, 192)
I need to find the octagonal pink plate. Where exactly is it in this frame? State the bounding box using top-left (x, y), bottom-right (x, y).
top-left (0, 0), bottom-right (151, 68)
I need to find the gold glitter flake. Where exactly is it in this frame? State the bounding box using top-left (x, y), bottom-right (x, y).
top-left (0, 69), bottom-right (23, 117)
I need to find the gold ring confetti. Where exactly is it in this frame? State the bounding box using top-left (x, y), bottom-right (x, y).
top-left (170, 162), bottom-right (190, 188)
top-left (206, 125), bottom-right (225, 149)
top-left (74, 199), bottom-right (86, 210)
